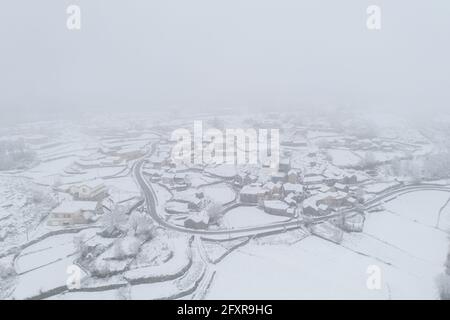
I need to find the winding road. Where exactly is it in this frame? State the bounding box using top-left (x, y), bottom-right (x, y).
top-left (134, 158), bottom-right (450, 237)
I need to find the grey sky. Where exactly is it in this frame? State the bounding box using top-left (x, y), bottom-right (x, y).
top-left (1, 0), bottom-right (449, 122)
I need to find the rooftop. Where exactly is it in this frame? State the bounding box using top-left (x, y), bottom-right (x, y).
top-left (52, 201), bottom-right (98, 214)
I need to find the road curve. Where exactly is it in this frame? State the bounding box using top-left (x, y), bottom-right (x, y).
top-left (134, 159), bottom-right (450, 236)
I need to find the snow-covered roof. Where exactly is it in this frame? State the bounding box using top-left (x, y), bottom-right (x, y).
top-left (303, 175), bottom-right (325, 184)
top-left (334, 182), bottom-right (347, 190)
top-left (165, 201), bottom-right (189, 213)
top-left (76, 179), bottom-right (105, 190)
top-left (241, 184), bottom-right (266, 195)
top-left (52, 201), bottom-right (98, 214)
top-left (303, 194), bottom-right (320, 208)
top-left (264, 200), bottom-right (289, 211)
top-left (189, 211), bottom-right (210, 224)
top-left (283, 183), bottom-right (304, 194)
top-left (272, 172), bottom-right (287, 178)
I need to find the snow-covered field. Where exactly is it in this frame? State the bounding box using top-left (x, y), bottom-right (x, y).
top-left (364, 181), bottom-right (400, 194)
top-left (327, 149), bottom-right (361, 168)
top-left (1, 114), bottom-right (450, 300)
top-left (208, 190), bottom-right (450, 299)
top-left (200, 183), bottom-right (236, 205)
top-left (12, 230), bottom-right (97, 300)
top-left (383, 190), bottom-right (450, 228)
top-left (222, 206), bottom-right (289, 229)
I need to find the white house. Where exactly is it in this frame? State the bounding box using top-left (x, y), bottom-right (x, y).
top-left (263, 200), bottom-right (291, 216)
top-left (283, 183), bottom-right (304, 196)
top-left (184, 211), bottom-right (210, 230)
top-left (240, 183), bottom-right (267, 204)
top-left (48, 201), bottom-right (102, 226)
top-left (69, 180), bottom-right (108, 201)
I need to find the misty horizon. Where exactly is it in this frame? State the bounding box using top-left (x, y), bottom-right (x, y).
top-left (1, 0), bottom-right (449, 125)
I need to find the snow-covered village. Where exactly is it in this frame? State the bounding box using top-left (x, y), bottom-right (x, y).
top-left (2, 1), bottom-right (450, 303)
top-left (1, 110), bottom-right (450, 300)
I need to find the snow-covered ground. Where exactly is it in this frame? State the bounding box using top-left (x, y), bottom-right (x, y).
top-left (200, 183), bottom-right (236, 205)
top-left (383, 190), bottom-right (450, 228)
top-left (327, 149), bottom-right (361, 168)
top-left (207, 190), bottom-right (450, 299)
top-left (364, 181), bottom-right (400, 194)
top-left (222, 206), bottom-right (289, 229)
top-left (11, 230), bottom-right (97, 300)
top-left (1, 113), bottom-right (450, 300)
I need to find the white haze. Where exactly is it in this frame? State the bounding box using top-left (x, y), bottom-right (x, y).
top-left (0, 0), bottom-right (449, 123)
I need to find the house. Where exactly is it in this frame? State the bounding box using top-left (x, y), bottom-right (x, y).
top-left (165, 201), bottom-right (190, 214)
top-left (161, 173), bottom-right (175, 185)
top-left (69, 180), bottom-right (108, 201)
top-left (263, 181), bottom-right (283, 195)
top-left (303, 175), bottom-right (325, 185)
top-left (173, 183), bottom-right (187, 191)
top-left (333, 182), bottom-right (349, 192)
top-left (149, 155), bottom-right (165, 169)
top-left (263, 200), bottom-right (291, 216)
top-left (318, 185), bottom-right (331, 193)
top-left (172, 191), bottom-right (204, 211)
top-left (279, 158), bottom-right (291, 173)
top-left (174, 173), bottom-right (188, 185)
top-left (286, 207), bottom-right (299, 217)
top-left (346, 197), bottom-right (358, 206)
top-left (150, 173), bottom-right (161, 182)
top-left (316, 191), bottom-right (348, 208)
top-left (284, 193), bottom-right (298, 207)
top-left (282, 183), bottom-right (304, 196)
top-left (287, 170), bottom-right (300, 183)
top-left (341, 173), bottom-right (358, 184)
top-left (48, 201), bottom-right (102, 226)
top-left (234, 172), bottom-right (256, 187)
top-left (303, 204), bottom-right (318, 216)
top-left (317, 204), bottom-right (329, 214)
top-left (302, 197), bottom-right (319, 216)
top-left (343, 213), bottom-right (365, 232)
top-left (271, 172), bottom-right (287, 183)
top-left (302, 194), bottom-right (334, 216)
top-left (240, 184), bottom-right (267, 204)
top-left (184, 211), bottom-right (209, 229)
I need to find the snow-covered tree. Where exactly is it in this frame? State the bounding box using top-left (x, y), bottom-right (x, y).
top-left (128, 211), bottom-right (155, 240)
top-left (116, 284), bottom-right (132, 300)
top-left (205, 201), bottom-right (224, 223)
top-left (113, 237), bottom-right (140, 260)
top-left (437, 273), bottom-right (450, 300)
top-left (358, 152), bottom-right (377, 169)
top-left (0, 139), bottom-right (36, 170)
top-left (100, 205), bottom-right (128, 238)
top-left (0, 261), bottom-right (15, 280)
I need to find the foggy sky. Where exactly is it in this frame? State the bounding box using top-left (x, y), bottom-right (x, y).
top-left (1, 0), bottom-right (449, 122)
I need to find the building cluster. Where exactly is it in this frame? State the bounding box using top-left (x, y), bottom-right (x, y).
top-left (239, 157), bottom-right (365, 219)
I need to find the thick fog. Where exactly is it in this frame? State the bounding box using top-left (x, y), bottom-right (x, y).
top-left (1, 0), bottom-right (449, 123)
